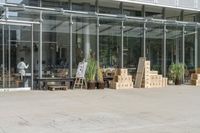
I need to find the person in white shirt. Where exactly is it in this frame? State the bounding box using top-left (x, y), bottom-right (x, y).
top-left (17, 57), bottom-right (29, 80)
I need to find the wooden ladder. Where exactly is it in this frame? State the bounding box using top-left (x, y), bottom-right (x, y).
top-left (73, 77), bottom-right (87, 89)
top-left (135, 57), bottom-right (146, 88)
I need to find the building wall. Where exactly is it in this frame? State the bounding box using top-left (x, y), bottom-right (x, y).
top-left (118, 0), bottom-right (199, 10)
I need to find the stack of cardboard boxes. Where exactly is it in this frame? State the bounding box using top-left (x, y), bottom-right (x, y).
top-left (191, 72), bottom-right (200, 86)
top-left (190, 68), bottom-right (200, 86)
top-left (142, 60), bottom-right (168, 88)
top-left (110, 69), bottom-right (134, 89)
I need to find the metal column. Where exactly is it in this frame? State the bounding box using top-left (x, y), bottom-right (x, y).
top-left (2, 25), bottom-right (5, 88)
top-left (31, 24), bottom-right (34, 89)
top-left (120, 2), bottom-right (124, 68)
top-left (182, 26), bottom-right (185, 82)
top-left (69, 15), bottom-right (73, 78)
top-left (163, 24), bottom-right (167, 77)
top-left (96, 17), bottom-right (99, 69)
top-left (39, 4), bottom-right (43, 79)
top-left (162, 7), bottom-right (166, 77)
top-left (69, 0), bottom-right (73, 78)
top-left (38, 0), bottom-right (43, 81)
top-left (143, 22), bottom-right (146, 57)
top-left (8, 25), bottom-right (11, 87)
top-left (195, 26), bottom-right (198, 72)
top-left (96, 0), bottom-right (99, 69)
top-left (121, 21), bottom-right (124, 68)
top-left (142, 5), bottom-right (146, 58)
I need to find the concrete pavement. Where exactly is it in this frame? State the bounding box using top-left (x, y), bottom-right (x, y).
top-left (0, 85), bottom-right (200, 133)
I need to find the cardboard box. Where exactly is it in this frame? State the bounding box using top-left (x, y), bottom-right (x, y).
top-left (114, 75), bottom-right (122, 82)
top-left (162, 78), bottom-right (168, 87)
top-left (111, 82), bottom-right (133, 89)
top-left (116, 69), bottom-right (128, 76)
top-left (150, 71), bottom-right (158, 75)
top-left (191, 79), bottom-right (200, 86)
top-left (191, 79), bottom-right (196, 85)
top-left (157, 75), bottom-right (163, 80)
top-left (196, 68), bottom-right (200, 74)
top-left (114, 75), bottom-right (132, 82)
top-left (145, 61), bottom-right (150, 67)
top-left (127, 75), bottom-right (132, 81)
top-left (191, 73), bottom-right (200, 80)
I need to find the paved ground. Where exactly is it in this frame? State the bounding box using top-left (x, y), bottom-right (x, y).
top-left (0, 86), bottom-right (200, 133)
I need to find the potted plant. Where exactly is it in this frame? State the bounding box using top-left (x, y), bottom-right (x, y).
top-left (168, 63), bottom-right (185, 85)
top-left (85, 58), bottom-right (97, 89)
top-left (97, 67), bottom-right (105, 89)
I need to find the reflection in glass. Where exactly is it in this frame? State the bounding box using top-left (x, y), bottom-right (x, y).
top-left (72, 16), bottom-right (96, 76)
top-left (166, 25), bottom-right (183, 73)
top-left (123, 21), bottom-right (142, 74)
top-left (185, 26), bottom-right (195, 71)
top-left (146, 23), bottom-right (163, 74)
top-left (0, 25), bottom-right (33, 88)
top-left (99, 19), bottom-right (121, 68)
top-left (42, 13), bottom-right (70, 78)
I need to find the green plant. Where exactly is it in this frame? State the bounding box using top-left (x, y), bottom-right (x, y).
top-left (168, 63), bottom-right (185, 82)
top-left (86, 58), bottom-right (97, 81)
top-left (97, 67), bottom-right (104, 82)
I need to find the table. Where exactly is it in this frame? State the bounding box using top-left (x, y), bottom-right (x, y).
top-left (35, 77), bottom-right (75, 90)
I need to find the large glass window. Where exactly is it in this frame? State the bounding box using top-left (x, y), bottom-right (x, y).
top-left (6, 0), bottom-right (24, 4)
top-left (166, 25), bottom-right (183, 72)
top-left (145, 6), bottom-right (163, 19)
top-left (123, 21), bottom-right (143, 74)
top-left (185, 26), bottom-right (195, 71)
top-left (123, 3), bottom-right (142, 17)
top-left (72, 16), bottom-right (96, 76)
top-left (146, 23), bottom-right (163, 74)
top-left (99, 1), bottom-right (120, 14)
top-left (8, 8), bottom-right (40, 22)
top-left (0, 0), bottom-right (5, 3)
top-left (198, 27), bottom-right (200, 68)
top-left (7, 0), bottom-right (40, 6)
top-left (42, 0), bottom-right (69, 9)
top-left (99, 19), bottom-right (121, 68)
top-left (42, 13), bottom-right (70, 78)
top-left (0, 24), bottom-right (34, 89)
top-left (72, 0), bottom-right (96, 12)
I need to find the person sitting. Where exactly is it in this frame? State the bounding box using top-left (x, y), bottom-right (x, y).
top-left (17, 57), bottom-right (29, 80)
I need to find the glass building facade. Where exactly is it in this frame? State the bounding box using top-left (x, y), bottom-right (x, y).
top-left (0, 0), bottom-right (200, 89)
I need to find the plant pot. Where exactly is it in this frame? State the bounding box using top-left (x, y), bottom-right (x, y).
top-left (87, 81), bottom-right (96, 89)
top-left (175, 79), bottom-right (181, 85)
top-left (97, 81), bottom-right (105, 89)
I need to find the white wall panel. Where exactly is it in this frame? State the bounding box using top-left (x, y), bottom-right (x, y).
top-left (117, 0), bottom-right (198, 10)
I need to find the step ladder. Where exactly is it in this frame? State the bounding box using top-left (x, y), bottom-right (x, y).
top-left (73, 77), bottom-right (87, 89)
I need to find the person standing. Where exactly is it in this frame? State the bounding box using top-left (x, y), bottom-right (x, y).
top-left (17, 57), bottom-right (29, 80)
